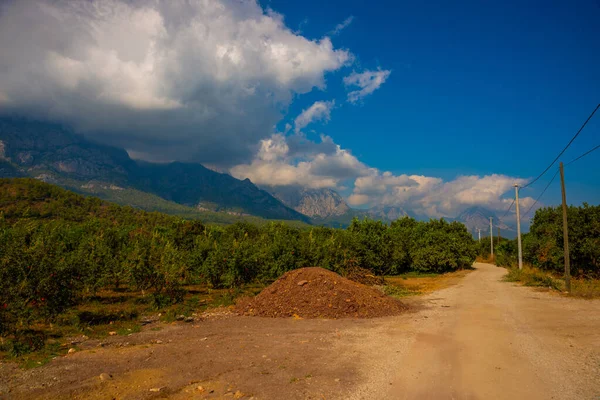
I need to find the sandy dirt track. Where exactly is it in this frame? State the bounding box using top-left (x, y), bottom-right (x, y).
top-left (2, 263), bottom-right (599, 399)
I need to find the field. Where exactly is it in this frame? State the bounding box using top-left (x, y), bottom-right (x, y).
top-left (2, 263), bottom-right (600, 399)
top-left (0, 270), bottom-right (466, 369)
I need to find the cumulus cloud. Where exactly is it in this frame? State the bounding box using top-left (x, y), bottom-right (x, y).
top-left (0, 0), bottom-right (351, 166)
top-left (230, 133), bottom-right (369, 188)
top-left (350, 170), bottom-right (533, 217)
top-left (294, 100), bottom-right (335, 133)
top-left (286, 132), bottom-right (337, 158)
top-left (330, 16), bottom-right (354, 36)
top-left (347, 193), bottom-right (370, 206)
top-left (230, 130), bottom-right (532, 218)
top-left (344, 69), bottom-right (391, 103)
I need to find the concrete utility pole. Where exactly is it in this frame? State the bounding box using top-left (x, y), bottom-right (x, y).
top-left (514, 184), bottom-right (523, 270)
top-left (489, 217), bottom-right (494, 259)
top-left (477, 228), bottom-right (481, 242)
top-left (559, 162), bottom-right (571, 293)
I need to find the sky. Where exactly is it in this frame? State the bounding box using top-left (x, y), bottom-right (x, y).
top-left (0, 0), bottom-right (598, 220)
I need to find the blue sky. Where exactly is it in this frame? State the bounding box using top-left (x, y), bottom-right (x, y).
top-left (0, 0), bottom-right (598, 219)
top-left (268, 0), bottom-right (600, 210)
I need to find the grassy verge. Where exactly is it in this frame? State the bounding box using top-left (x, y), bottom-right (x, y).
top-left (566, 279), bottom-right (600, 298)
top-left (503, 266), bottom-right (561, 290)
top-left (502, 265), bottom-right (600, 298)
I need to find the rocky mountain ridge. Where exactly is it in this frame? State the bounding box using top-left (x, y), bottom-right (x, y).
top-left (0, 117), bottom-right (308, 222)
top-left (266, 186), bottom-right (350, 219)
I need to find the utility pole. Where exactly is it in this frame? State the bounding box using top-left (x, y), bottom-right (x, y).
top-left (514, 184), bottom-right (523, 270)
top-left (489, 217), bottom-right (494, 259)
top-left (477, 228), bottom-right (481, 243)
top-left (559, 162), bottom-right (571, 293)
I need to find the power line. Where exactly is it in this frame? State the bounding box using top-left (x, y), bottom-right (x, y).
top-left (522, 168), bottom-right (560, 218)
top-left (522, 103), bottom-right (600, 189)
top-left (500, 199), bottom-right (515, 219)
top-left (565, 143), bottom-right (600, 166)
top-left (520, 141), bottom-right (600, 220)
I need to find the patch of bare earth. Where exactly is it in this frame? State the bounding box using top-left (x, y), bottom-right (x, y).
top-left (0, 310), bottom-right (392, 400)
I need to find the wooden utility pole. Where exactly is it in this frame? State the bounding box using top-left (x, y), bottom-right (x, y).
top-left (514, 184), bottom-right (523, 270)
top-left (559, 162), bottom-right (571, 293)
top-left (489, 217), bottom-right (494, 259)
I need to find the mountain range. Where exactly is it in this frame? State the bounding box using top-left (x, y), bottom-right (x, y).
top-left (0, 117), bottom-right (524, 234)
top-left (0, 117), bottom-right (308, 223)
top-left (266, 186), bottom-right (350, 218)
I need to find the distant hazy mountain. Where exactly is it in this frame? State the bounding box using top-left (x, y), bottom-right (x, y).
top-left (455, 206), bottom-right (514, 238)
top-left (367, 205), bottom-right (410, 221)
top-left (0, 117), bottom-right (309, 222)
top-left (267, 186), bottom-right (350, 218)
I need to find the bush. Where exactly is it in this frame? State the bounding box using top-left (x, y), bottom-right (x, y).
top-left (496, 204), bottom-right (600, 278)
top-left (504, 266), bottom-right (561, 291)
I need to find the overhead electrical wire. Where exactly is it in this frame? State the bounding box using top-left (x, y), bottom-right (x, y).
top-left (565, 143), bottom-right (600, 166)
top-left (522, 168), bottom-right (560, 219)
top-left (500, 199), bottom-right (515, 219)
top-left (519, 140), bottom-right (600, 220)
top-left (522, 103), bottom-right (600, 189)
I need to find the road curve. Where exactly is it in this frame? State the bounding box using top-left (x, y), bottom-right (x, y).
top-left (345, 262), bottom-right (600, 400)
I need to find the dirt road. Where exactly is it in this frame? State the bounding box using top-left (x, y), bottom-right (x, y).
top-left (3, 263), bottom-right (600, 399)
top-left (348, 262), bottom-right (600, 399)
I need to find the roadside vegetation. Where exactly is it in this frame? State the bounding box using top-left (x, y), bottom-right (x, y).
top-left (492, 204), bottom-right (600, 297)
top-left (0, 178), bottom-right (477, 364)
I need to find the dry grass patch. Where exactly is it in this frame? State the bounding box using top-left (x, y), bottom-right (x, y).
top-left (503, 265), bottom-right (600, 298)
top-left (384, 269), bottom-right (473, 297)
top-left (476, 255), bottom-right (495, 264)
top-left (569, 279), bottom-right (600, 298)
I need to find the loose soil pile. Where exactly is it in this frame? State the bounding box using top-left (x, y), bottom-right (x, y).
top-left (236, 267), bottom-right (407, 319)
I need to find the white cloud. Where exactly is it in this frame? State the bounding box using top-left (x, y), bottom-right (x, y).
top-left (230, 133), bottom-right (369, 189)
top-left (0, 0), bottom-right (352, 166)
top-left (231, 132), bottom-right (532, 218)
top-left (344, 69), bottom-right (391, 103)
top-left (347, 193), bottom-right (370, 206)
top-left (294, 100), bottom-right (335, 133)
top-left (349, 170), bottom-right (533, 217)
top-left (331, 16), bottom-right (354, 36)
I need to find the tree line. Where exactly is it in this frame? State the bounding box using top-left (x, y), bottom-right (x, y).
top-left (0, 179), bottom-right (477, 338)
top-left (494, 204), bottom-right (600, 277)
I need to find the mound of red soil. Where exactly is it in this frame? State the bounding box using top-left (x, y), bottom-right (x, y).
top-left (236, 267), bottom-right (407, 319)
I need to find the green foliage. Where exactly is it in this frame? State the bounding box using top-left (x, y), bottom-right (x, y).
top-left (0, 178), bottom-right (477, 342)
top-left (496, 204), bottom-right (600, 277)
top-left (503, 267), bottom-right (561, 291)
